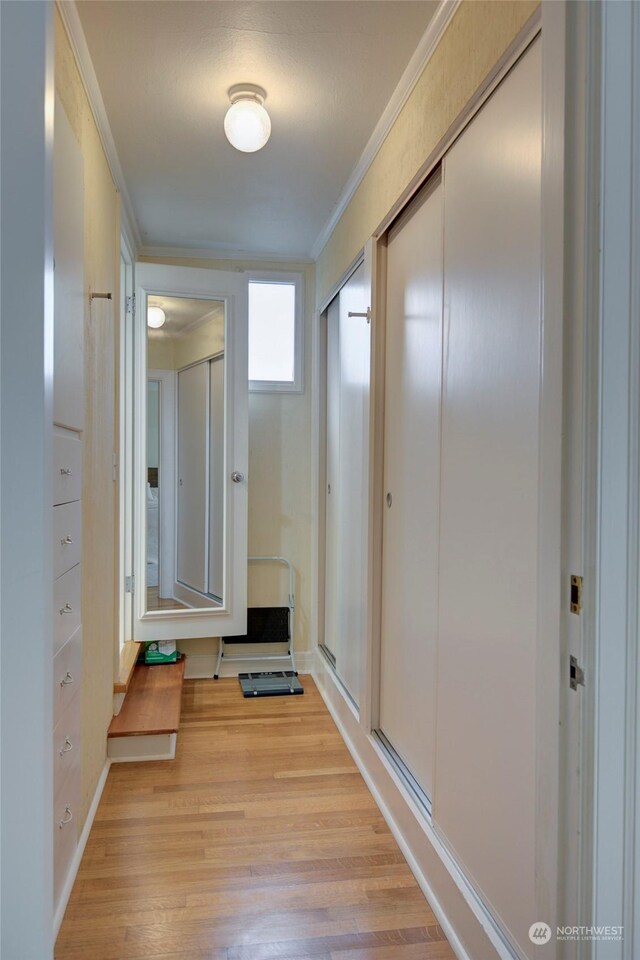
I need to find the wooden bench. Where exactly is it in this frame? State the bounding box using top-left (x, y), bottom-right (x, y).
top-left (107, 655), bottom-right (185, 761)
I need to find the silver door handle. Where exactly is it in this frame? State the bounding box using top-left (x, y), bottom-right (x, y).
top-left (58, 807), bottom-right (73, 828)
top-left (59, 603), bottom-right (73, 615)
top-left (60, 468), bottom-right (73, 476)
top-left (231, 471), bottom-right (245, 483)
top-left (60, 671), bottom-right (74, 687)
top-left (348, 308), bottom-right (371, 323)
top-left (60, 737), bottom-right (73, 755)
top-left (61, 536), bottom-right (73, 545)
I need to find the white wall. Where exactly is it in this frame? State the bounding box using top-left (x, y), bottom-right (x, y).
top-left (0, 3), bottom-right (55, 957)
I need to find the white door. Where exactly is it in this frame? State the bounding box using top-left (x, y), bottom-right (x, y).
top-left (134, 262), bottom-right (248, 641)
top-left (323, 262), bottom-right (370, 706)
top-left (177, 362), bottom-right (208, 594)
top-left (378, 174), bottom-right (443, 802)
top-left (433, 39), bottom-right (547, 958)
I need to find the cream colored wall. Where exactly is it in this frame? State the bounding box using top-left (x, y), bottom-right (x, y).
top-left (56, 10), bottom-right (119, 829)
top-left (316, 0), bottom-right (539, 305)
top-left (139, 257), bottom-right (315, 660)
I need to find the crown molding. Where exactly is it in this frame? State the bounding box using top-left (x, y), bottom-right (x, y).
top-left (309, 0), bottom-right (461, 261)
top-left (139, 244), bottom-right (314, 266)
top-left (56, 0), bottom-right (141, 255)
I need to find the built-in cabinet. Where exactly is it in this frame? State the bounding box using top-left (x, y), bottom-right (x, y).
top-left (324, 37), bottom-right (551, 960)
top-left (52, 97), bottom-right (84, 920)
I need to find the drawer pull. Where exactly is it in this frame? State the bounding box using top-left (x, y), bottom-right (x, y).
top-left (60, 467), bottom-right (73, 477)
top-left (60, 671), bottom-right (74, 687)
top-left (59, 737), bottom-right (73, 756)
top-left (58, 807), bottom-right (73, 829)
top-left (59, 603), bottom-right (73, 615)
top-left (60, 536), bottom-right (74, 546)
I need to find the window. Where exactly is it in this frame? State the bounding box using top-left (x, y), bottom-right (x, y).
top-left (248, 273), bottom-right (303, 392)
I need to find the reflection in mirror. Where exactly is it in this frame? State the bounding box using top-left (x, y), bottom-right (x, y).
top-left (145, 295), bottom-right (225, 613)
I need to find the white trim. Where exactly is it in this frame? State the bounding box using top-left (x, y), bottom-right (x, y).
top-left (590, 3), bottom-right (640, 958)
top-left (183, 650), bottom-right (315, 679)
top-left (53, 760), bottom-right (111, 938)
top-left (140, 245), bottom-right (314, 266)
top-left (55, 0), bottom-right (140, 254)
top-left (310, 0), bottom-right (461, 261)
top-left (313, 656), bottom-right (512, 960)
top-left (108, 733), bottom-right (177, 763)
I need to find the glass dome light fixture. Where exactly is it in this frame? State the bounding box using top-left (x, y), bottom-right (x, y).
top-left (147, 306), bottom-right (166, 329)
top-left (224, 84), bottom-right (271, 153)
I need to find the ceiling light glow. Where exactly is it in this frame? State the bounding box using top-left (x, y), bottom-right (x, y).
top-left (224, 84), bottom-right (271, 153)
top-left (147, 306), bottom-right (166, 329)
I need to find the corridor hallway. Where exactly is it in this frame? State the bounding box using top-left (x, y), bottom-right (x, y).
top-left (55, 679), bottom-right (455, 960)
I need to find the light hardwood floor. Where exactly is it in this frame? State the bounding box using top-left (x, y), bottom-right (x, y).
top-left (56, 677), bottom-right (455, 960)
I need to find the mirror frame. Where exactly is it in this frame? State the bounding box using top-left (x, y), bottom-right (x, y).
top-left (133, 262), bottom-right (248, 641)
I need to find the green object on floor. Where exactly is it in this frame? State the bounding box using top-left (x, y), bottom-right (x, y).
top-left (144, 640), bottom-right (179, 665)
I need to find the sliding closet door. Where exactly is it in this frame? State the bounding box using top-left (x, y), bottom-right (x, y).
top-left (378, 177), bottom-right (443, 801)
top-left (177, 362), bottom-right (208, 593)
top-left (323, 264), bottom-right (370, 706)
top-left (434, 39), bottom-right (543, 955)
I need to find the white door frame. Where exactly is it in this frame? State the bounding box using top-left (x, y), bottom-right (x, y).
top-left (586, 2), bottom-right (640, 956)
top-left (118, 235), bottom-right (134, 655)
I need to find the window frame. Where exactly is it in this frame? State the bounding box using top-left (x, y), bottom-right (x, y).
top-left (247, 270), bottom-right (304, 394)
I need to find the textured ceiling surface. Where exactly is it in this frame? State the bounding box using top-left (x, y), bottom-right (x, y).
top-left (77, 1), bottom-right (438, 258)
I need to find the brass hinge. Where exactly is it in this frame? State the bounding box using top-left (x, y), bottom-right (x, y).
top-left (570, 575), bottom-right (583, 614)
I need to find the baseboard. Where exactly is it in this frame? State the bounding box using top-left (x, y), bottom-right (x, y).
top-left (183, 650), bottom-right (315, 679)
top-left (312, 653), bottom-right (515, 960)
top-left (53, 758), bottom-right (111, 939)
top-left (108, 732), bottom-right (177, 763)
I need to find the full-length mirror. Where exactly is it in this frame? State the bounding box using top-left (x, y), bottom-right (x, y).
top-left (134, 262), bottom-right (248, 641)
top-left (146, 295), bottom-right (225, 613)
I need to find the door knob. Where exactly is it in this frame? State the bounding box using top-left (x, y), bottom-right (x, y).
top-left (231, 471), bottom-right (245, 483)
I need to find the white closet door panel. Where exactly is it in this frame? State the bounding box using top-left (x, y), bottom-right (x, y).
top-left (335, 264), bottom-right (370, 704)
top-left (177, 363), bottom-right (208, 594)
top-left (379, 178), bottom-right (443, 800)
top-left (208, 356), bottom-right (225, 599)
top-left (434, 39), bottom-right (542, 953)
top-left (323, 297), bottom-right (341, 660)
top-left (53, 98), bottom-right (84, 432)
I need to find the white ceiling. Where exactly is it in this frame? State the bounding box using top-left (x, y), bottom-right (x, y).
top-left (76, 1), bottom-right (439, 259)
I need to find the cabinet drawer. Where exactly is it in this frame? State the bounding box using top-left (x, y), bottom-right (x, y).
top-left (53, 626), bottom-right (82, 727)
top-left (53, 694), bottom-right (80, 805)
top-left (53, 432), bottom-right (82, 506)
top-left (53, 563), bottom-right (81, 656)
top-left (53, 501), bottom-right (81, 579)
top-left (53, 767), bottom-right (80, 906)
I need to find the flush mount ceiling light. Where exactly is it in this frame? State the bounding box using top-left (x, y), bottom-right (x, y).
top-left (147, 306), bottom-right (166, 329)
top-left (224, 84), bottom-right (271, 153)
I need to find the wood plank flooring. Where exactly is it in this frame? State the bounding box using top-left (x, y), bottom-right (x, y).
top-left (56, 677), bottom-right (455, 960)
